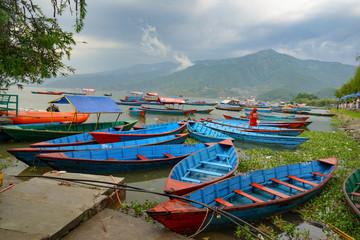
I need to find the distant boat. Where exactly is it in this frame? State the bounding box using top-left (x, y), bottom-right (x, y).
top-left (194, 109), bottom-right (214, 114)
top-left (31, 91), bottom-right (64, 95)
top-left (141, 106), bottom-right (196, 116)
top-left (184, 101), bottom-right (217, 106)
top-left (147, 158), bottom-right (338, 234)
top-left (343, 166), bottom-right (360, 220)
top-left (164, 139), bottom-right (239, 195)
top-left (128, 107), bottom-right (146, 117)
top-left (215, 104), bottom-right (243, 112)
top-left (104, 93), bottom-right (112, 96)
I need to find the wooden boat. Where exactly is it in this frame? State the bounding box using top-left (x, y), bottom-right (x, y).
top-left (244, 113), bottom-right (309, 122)
top-left (116, 101), bottom-right (144, 106)
top-left (141, 106), bottom-right (196, 116)
top-left (133, 121), bottom-right (187, 130)
top-left (0, 121), bottom-right (138, 142)
top-left (31, 91), bottom-right (64, 95)
top-left (30, 120), bottom-right (138, 148)
top-left (90, 121), bottom-right (187, 144)
top-left (8, 133), bottom-right (189, 167)
top-left (235, 116), bottom-right (311, 128)
top-left (244, 107), bottom-right (272, 113)
top-left (147, 158), bottom-right (338, 234)
top-left (187, 121), bottom-right (233, 143)
top-left (203, 119), bottom-right (305, 136)
top-left (273, 109), bottom-right (335, 117)
top-left (343, 167), bottom-right (360, 219)
top-left (0, 110), bottom-right (90, 125)
top-left (128, 107), bottom-right (146, 117)
top-left (36, 143), bottom-right (210, 174)
top-left (184, 101), bottom-right (217, 106)
top-left (223, 115), bottom-right (311, 128)
top-left (201, 121), bottom-right (309, 149)
top-left (164, 139), bottom-right (239, 195)
top-left (104, 93), bottom-right (112, 96)
top-left (215, 105), bottom-right (243, 112)
top-left (194, 109), bottom-right (214, 114)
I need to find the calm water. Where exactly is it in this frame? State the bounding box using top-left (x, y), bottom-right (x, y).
top-left (0, 86), bottom-right (336, 239)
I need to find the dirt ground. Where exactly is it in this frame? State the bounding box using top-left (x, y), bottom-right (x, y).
top-left (335, 112), bottom-right (360, 141)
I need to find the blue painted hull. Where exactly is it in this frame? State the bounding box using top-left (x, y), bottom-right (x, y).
top-left (165, 139), bottom-right (239, 195)
top-left (187, 121), bottom-right (233, 143)
top-left (147, 158), bottom-right (338, 234)
top-left (8, 133), bottom-right (189, 166)
top-left (202, 122), bottom-right (308, 149)
top-left (37, 143), bottom-right (209, 174)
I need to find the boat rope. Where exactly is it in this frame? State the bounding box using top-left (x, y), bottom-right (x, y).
top-left (15, 175), bottom-right (274, 240)
top-left (189, 207), bottom-right (214, 238)
top-left (110, 175), bottom-right (122, 206)
top-left (93, 198), bottom-right (107, 233)
top-left (0, 184), bottom-right (16, 193)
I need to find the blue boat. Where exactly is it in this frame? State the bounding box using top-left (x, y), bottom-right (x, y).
top-left (187, 121), bottom-right (233, 143)
top-left (36, 143), bottom-right (210, 174)
top-left (30, 120), bottom-right (138, 148)
top-left (134, 120), bottom-right (187, 130)
top-left (244, 107), bottom-right (272, 113)
top-left (164, 139), bottom-right (239, 195)
top-left (147, 158), bottom-right (338, 234)
top-left (201, 121), bottom-right (309, 149)
top-left (90, 121), bottom-right (187, 143)
top-left (128, 107), bottom-right (146, 117)
top-left (203, 119), bottom-right (305, 136)
top-left (8, 133), bottom-right (190, 167)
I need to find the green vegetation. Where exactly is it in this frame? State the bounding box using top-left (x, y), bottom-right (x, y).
top-left (289, 93), bottom-right (338, 107)
top-left (0, 0), bottom-right (86, 87)
top-left (120, 200), bottom-right (158, 222)
top-left (333, 109), bottom-right (360, 118)
top-left (335, 65), bottom-right (360, 99)
top-left (233, 129), bottom-right (360, 239)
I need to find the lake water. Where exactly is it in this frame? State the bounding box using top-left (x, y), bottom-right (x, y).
top-left (0, 86), bottom-right (336, 239)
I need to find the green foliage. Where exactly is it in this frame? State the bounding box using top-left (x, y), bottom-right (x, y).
top-left (120, 200), bottom-right (158, 222)
top-left (335, 65), bottom-right (360, 99)
top-left (0, 0), bottom-right (87, 87)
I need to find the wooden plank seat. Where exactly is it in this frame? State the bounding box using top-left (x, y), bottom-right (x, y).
top-left (136, 154), bottom-right (148, 160)
top-left (250, 183), bottom-right (289, 199)
top-left (216, 154), bottom-right (230, 160)
top-left (287, 175), bottom-right (318, 187)
top-left (215, 197), bottom-right (233, 207)
top-left (233, 189), bottom-right (264, 203)
top-left (311, 172), bottom-right (327, 177)
top-left (271, 178), bottom-right (306, 192)
top-left (181, 176), bottom-right (202, 183)
top-left (188, 168), bottom-right (223, 176)
top-left (200, 161), bottom-right (232, 169)
top-left (350, 192), bottom-right (360, 197)
top-left (163, 153), bottom-right (175, 158)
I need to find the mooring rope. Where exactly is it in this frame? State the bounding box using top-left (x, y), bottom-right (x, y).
top-left (15, 175), bottom-right (273, 240)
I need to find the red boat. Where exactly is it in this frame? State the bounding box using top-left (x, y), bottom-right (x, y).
top-left (223, 115), bottom-right (311, 128)
top-left (31, 91), bottom-right (64, 95)
top-left (90, 121), bottom-right (187, 144)
top-left (0, 111), bottom-right (90, 124)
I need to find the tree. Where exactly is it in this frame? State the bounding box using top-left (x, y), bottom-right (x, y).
top-left (0, 0), bottom-right (86, 88)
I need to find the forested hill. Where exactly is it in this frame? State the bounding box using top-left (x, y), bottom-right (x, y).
top-left (46, 49), bottom-right (357, 98)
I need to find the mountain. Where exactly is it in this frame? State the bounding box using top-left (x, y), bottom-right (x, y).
top-left (45, 62), bottom-right (180, 89)
top-left (46, 49), bottom-right (357, 98)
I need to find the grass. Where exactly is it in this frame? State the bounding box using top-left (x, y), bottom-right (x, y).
top-left (331, 109), bottom-right (360, 118)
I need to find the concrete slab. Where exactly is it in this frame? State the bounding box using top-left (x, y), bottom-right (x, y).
top-left (62, 208), bottom-right (190, 240)
top-left (0, 172), bottom-right (125, 240)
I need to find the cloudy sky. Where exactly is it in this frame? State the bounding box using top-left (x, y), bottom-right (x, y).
top-left (52, 0), bottom-right (360, 74)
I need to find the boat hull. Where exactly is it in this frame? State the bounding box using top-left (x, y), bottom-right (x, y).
top-left (0, 111), bottom-right (90, 124)
top-left (343, 167), bottom-right (360, 220)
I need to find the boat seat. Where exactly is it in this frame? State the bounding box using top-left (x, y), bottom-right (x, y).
top-left (200, 161), bottom-right (232, 169)
top-left (233, 189), bottom-right (264, 203)
top-left (311, 172), bottom-right (327, 177)
top-left (181, 176), bottom-right (202, 183)
top-left (216, 154), bottom-right (230, 160)
top-left (215, 198), bottom-right (233, 207)
top-left (163, 153), bottom-right (175, 158)
top-left (136, 154), bottom-right (148, 160)
top-left (287, 175), bottom-right (318, 187)
top-left (350, 192), bottom-right (360, 197)
top-left (271, 178), bottom-right (306, 192)
top-left (188, 168), bottom-right (223, 176)
top-left (250, 183), bottom-right (289, 199)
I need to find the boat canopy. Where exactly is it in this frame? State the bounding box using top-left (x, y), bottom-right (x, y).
top-left (50, 95), bottom-right (122, 113)
top-left (157, 97), bottom-right (186, 104)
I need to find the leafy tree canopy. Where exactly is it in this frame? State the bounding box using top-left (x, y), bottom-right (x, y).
top-left (0, 0), bottom-right (86, 88)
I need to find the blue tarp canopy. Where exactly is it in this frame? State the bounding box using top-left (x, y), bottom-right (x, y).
top-left (50, 95), bottom-right (122, 113)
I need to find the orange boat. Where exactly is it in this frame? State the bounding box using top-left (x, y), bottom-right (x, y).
top-left (0, 111), bottom-right (90, 124)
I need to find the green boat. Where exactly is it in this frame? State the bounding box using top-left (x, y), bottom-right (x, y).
top-left (343, 167), bottom-right (360, 220)
top-left (0, 120), bottom-right (138, 142)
